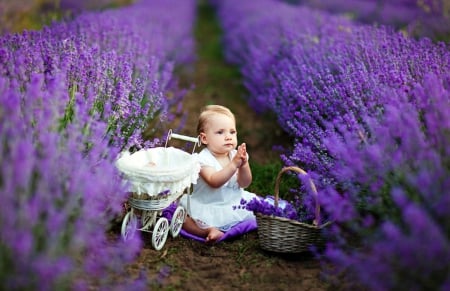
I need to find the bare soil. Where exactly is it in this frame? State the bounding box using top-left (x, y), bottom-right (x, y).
top-left (109, 2), bottom-right (331, 290)
top-left (112, 230), bottom-right (330, 291)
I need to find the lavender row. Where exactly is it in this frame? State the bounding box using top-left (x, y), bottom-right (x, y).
top-left (215, 0), bottom-right (448, 179)
top-left (0, 0), bottom-right (196, 289)
top-left (284, 0), bottom-right (449, 40)
top-left (212, 0), bottom-right (449, 289)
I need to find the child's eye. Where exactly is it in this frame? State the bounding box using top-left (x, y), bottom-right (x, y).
top-left (216, 130), bottom-right (223, 134)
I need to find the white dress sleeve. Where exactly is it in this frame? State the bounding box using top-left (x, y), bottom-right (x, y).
top-left (198, 148), bottom-right (219, 167)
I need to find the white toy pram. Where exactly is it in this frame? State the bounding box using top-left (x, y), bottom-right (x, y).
top-left (115, 130), bottom-right (200, 250)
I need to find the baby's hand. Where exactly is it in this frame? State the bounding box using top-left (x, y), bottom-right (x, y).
top-left (237, 143), bottom-right (248, 166)
top-left (232, 149), bottom-right (243, 168)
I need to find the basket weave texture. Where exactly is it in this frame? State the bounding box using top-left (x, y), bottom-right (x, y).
top-left (256, 166), bottom-right (331, 253)
top-left (128, 194), bottom-right (176, 211)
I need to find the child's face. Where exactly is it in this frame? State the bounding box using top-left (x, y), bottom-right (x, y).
top-left (200, 113), bottom-right (237, 156)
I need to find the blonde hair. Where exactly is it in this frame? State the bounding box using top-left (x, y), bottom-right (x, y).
top-left (197, 105), bottom-right (235, 134)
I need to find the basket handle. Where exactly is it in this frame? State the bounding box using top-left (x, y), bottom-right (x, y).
top-left (274, 166), bottom-right (321, 226)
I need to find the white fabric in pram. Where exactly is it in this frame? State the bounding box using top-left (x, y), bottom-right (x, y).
top-left (115, 147), bottom-right (200, 196)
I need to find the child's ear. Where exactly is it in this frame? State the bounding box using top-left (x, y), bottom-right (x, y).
top-left (200, 132), bottom-right (207, 144)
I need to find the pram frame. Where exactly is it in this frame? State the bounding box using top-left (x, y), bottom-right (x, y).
top-left (120, 130), bottom-right (200, 250)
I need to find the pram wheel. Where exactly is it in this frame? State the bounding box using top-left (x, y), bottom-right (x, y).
top-left (151, 217), bottom-right (169, 250)
top-left (121, 211), bottom-right (137, 241)
top-left (170, 206), bottom-right (186, 238)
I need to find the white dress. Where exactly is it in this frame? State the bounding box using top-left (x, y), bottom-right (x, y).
top-left (180, 148), bottom-right (256, 231)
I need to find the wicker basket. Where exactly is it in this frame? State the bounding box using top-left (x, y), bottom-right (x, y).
top-left (255, 166), bottom-right (331, 253)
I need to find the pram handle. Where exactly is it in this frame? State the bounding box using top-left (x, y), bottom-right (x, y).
top-left (165, 129), bottom-right (201, 153)
top-left (170, 133), bottom-right (199, 144)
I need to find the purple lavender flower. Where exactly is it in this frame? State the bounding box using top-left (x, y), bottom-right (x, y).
top-left (0, 0), bottom-right (197, 289)
top-left (214, 0), bottom-right (449, 289)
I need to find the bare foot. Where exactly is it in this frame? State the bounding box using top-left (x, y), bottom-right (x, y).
top-left (206, 227), bottom-right (224, 243)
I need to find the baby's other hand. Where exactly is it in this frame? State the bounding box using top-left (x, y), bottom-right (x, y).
top-left (237, 143), bottom-right (248, 166)
top-left (232, 147), bottom-right (243, 168)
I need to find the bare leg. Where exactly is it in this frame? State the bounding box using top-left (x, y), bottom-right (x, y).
top-left (183, 216), bottom-right (224, 243)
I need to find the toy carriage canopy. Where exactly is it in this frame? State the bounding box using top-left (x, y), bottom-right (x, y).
top-left (115, 147), bottom-right (200, 196)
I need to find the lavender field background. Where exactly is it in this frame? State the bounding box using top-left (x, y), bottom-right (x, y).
top-left (213, 0), bottom-right (449, 289)
top-left (1, 0), bottom-right (449, 290)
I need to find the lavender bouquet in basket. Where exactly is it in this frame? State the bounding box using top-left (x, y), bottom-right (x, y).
top-left (235, 194), bottom-right (316, 224)
top-left (234, 167), bottom-right (331, 253)
top-left (235, 165), bottom-right (324, 225)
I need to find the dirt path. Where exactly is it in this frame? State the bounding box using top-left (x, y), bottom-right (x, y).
top-left (172, 2), bottom-right (288, 165)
